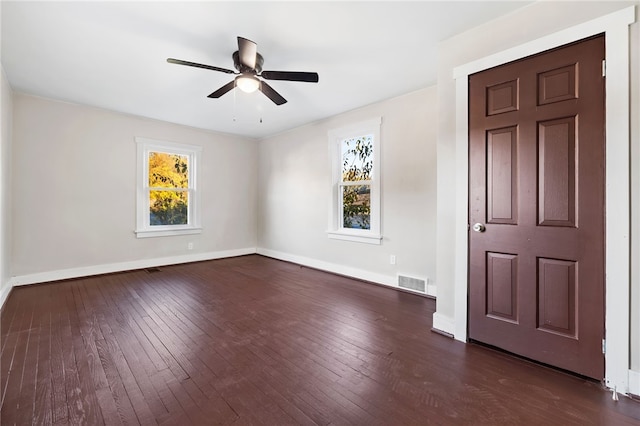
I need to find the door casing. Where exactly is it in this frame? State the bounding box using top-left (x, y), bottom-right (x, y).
top-left (449, 6), bottom-right (634, 393)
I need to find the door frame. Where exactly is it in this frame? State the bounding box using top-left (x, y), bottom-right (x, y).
top-left (452, 6), bottom-right (635, 394)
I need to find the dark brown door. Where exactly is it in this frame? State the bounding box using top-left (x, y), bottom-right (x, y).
top-left (468, 35), bottom-right (605, 379)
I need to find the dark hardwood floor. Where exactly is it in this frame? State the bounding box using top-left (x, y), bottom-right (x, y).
top-left (1, 255), bottom-right (638, 425)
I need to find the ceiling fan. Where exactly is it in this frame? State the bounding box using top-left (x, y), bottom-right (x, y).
top-left (167, 37), bottom-right (319, 106)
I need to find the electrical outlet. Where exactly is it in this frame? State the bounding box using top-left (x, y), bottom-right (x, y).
top-left (390, 255), bottom-right (396, 265)
top-left (187, 242), bottom-right (193, 250)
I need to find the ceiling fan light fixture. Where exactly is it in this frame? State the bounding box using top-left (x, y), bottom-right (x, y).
top-left (236, 75), bottom-right (260, 93)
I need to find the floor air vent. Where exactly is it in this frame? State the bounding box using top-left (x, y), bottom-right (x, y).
top-left (398, 275), bottom-right (426, 293)
top-left (145, 267), bottom-right (161, 273)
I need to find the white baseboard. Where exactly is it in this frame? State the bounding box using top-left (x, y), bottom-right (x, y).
top-left (0, 282), bottom-right (12, 310)
top-left (6, 246), bottom-right (435, 303)
top-left (9, 247), bottom-right (256, 287)
top-left (257, 247), bottom-right (395, 286)
top-left (629, 369), bottom-right (640, 397)
top-left (432, 312), bottom-right (456, 337)
top-left (256, 247), bottom-right (436, 298)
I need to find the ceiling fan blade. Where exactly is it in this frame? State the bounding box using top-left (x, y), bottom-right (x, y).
top-left (259, 81), bottom-right (287, 105)
top-left (261, 71), bottom-right (319, 83)
top-left (237, 37), bottom-right (257, 70)
top-left (207, 80), bottom-right (236, 98)
top-left (167, 58), bottom-right (235, 74)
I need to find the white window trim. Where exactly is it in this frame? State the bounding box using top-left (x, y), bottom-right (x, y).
top-left (135, 137), bottom-right (202, 238)
top-left (327, 117), bottom-right (382, 244)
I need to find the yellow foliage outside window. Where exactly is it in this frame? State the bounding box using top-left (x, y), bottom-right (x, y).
top-left (148, 152), bottom-right (189, 225)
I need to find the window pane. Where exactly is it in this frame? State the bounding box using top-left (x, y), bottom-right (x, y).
top-left (149, 190), bottom-right (188, 225)
top-left (341, 135), bottom-right (373, 182)
top-left (148, 152), bottom-right (189, 188)
top-left (342, 185), bottom-right (370, 229)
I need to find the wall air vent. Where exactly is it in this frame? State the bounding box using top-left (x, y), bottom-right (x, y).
top-left (398, 275), bottom-right (426, 293)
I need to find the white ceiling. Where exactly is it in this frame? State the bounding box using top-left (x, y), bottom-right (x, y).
top-left (1, 1), bottom-right (531, 139)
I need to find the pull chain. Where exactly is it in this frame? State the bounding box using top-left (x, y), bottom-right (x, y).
top-left (232, 80), bottom-right (237, 122)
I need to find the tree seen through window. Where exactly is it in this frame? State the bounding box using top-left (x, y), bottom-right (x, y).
top-left (148, 152), bottom-right (189, 226)
top-left (341, 135), bottom-right (373, 229)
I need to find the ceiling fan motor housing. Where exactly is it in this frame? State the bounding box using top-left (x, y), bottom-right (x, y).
top-left (233, 51), bottom-right (264, 74)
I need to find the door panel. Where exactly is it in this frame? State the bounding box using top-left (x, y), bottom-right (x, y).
top-left (538, 64), bottom-right (577, 105)
top-left (537, 258), bottom-right (577, 338)
top-left (468, 35), bottom-right (605, 379)
top-left (487, 127), bottom-right (518, 224)
top-left (487, 79), bottom-right (519, 115)
top-left (486, 252), bottom-right (518, 323)
top-left (538, 117), bottom-right (576, 227)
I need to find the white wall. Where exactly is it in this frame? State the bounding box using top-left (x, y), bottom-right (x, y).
top-left (258, 87), bottom-right (437, 295)
top-left (0, 66), bottom-right (13, 306)
top-left (631, 11), bottom-right (640, 382)
top-left (434, 1), bottom-right (639, 390)
top-left (10, 94), bottom-right (257, 281)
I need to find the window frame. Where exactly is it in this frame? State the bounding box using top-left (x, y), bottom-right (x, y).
top-left (328, 117), bottom-right (382, 244)
top-left (135, 137), bottom-right (202, 238)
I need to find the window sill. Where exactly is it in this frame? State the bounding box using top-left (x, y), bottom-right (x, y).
top-left (135, 227), bottom-right (202, 239)
top-left (327, 231), bottom-right (382, 245)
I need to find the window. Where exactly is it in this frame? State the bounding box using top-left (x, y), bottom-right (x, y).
top-left (328, 117), bottom-right (381, 244)
top-left (135, 137), bottom-right (202, 238)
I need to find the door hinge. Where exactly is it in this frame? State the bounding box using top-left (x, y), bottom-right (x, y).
top-left (602, 59), bottom-right (606, 77)
top-left (602, 339), bottom-right (606, 354)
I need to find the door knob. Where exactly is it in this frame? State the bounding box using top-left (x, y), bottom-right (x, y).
top-left (472, 223), bottom-right (486, 233)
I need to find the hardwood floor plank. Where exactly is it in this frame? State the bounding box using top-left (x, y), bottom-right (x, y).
top-left (73, 281), bottom-right (110, 389)
top-left (75, 278), bottom-right (134, 424)
top-left (0, 292), bottom-right (20, 355)
top-left (218, 341), bottom-right (360, 425)
top-left (61, 285), bottom-right (103, 425)
top-left (180, 377), bottom-right (238, 424)
top-left (134, 314), bottom-right (190, 382)
top-left (50, 311), bottom-right (69, 423)
top-left (96, 308), bottom-right (158, 425)
top-left (112, 275), bottom-right (193, 382)
top-left (109, 316), bottom-right (171, 421)
top-left (94, 336), bottom-right (141, 425)
top-left (245, 373), bottom-right (318, 426)
top-left (146, 370), bottom-right (184, 423)
top-left (158, 369), bottom-right (228, 425)
top-left (1, 318), bottom-right (35, 425)
top-left (14, 298), bottom-right (42, 425)
top-left (32, 310), bottom-right (53, 426)
top-left (0, 289), bottom-right (33, 410)
top-left (115, 302), bottom-right (169, 374)
top-left (251, 339), bottom-right (392, 425)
